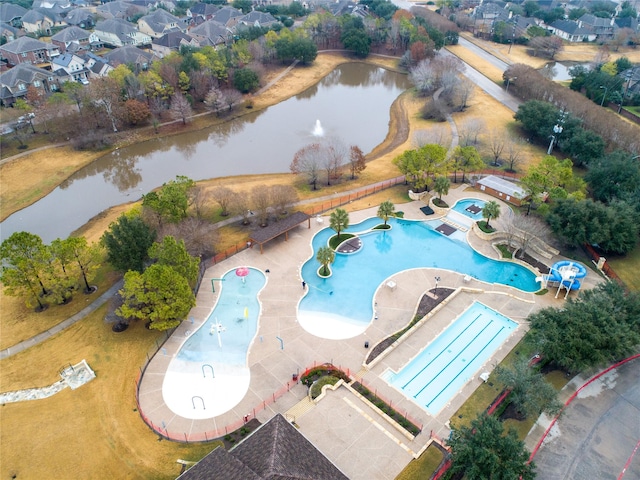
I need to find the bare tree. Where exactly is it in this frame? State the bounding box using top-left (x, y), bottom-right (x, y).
top-left (487, 129), bottom-right (507, 166)
top-left (219, 89), bottom-right (243, 112)
top-left (204, 87), bottom-right (223, 115)
top-left (159, 217), bottom-right (219, 258)
top-left (348, 145), bottom-right (366, 179)
top-left (169, 92), bottom-right (192, 125)
top-left (270, 185), bottom-right (298, 217)
top-left (458, 119), bottom-right (484, 147)
top-left (322, 136), bottom-right (347, 185)
top-left (210, 186), bottom-right (236, 216)
top-left (189, 69), bottom-right (214, 103)
top-left (503, 214), bottom-right (551, 260)
top-left (88, 77), bottom-right (123, 132)
top-left (409, 59), bottom-right (437, 95)
top-left (413, 125), bottom-right (451, 148)
top-left (251, 185), bottom-right (271, 226)
top-left (189, 185), bottom-right (210, 219)
top-left (290, 143), bottom-right (322, 190)
top-left (505, 137), bottom-right (524, 173)
top-left (452, 77), bottom-right (474, 111)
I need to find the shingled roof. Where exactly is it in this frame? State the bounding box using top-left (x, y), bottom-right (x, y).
top-left (248, 211), bottom-right (310, 253)
top-left (177, 414), bottom-right (348, 480)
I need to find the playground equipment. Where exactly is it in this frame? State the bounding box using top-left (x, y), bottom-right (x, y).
top-left (537, 261), bottom-right (587, 299)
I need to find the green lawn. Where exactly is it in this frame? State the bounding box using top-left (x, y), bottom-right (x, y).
top-left (624, 105), bottom-right (640, 115)
top-left (395, 445), bottom-right (444, 480)
top-left (607, 247), bottom-right (640, 291)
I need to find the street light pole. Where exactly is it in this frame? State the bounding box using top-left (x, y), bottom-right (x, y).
top-left (506, 76), bottom-right (517, 92)
top-left (599, 85), bottom-right (609, 107)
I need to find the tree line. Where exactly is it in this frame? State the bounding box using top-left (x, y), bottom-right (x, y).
top-left (6, 2), bottom-right (461, 152)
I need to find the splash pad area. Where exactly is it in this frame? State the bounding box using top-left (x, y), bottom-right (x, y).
top-left (161, 268), bottom-right (265, 420)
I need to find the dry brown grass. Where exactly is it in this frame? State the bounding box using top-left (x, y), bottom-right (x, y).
top-left (0, 306), bottom-right (217, 480)
top-left (0, 264), bottom-right (119, 350)
top-left (459, 32), bottom-right (640, 67)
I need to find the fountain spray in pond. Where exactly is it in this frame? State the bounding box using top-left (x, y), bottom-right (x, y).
top-left (312, 119), bottom-right (324, 137)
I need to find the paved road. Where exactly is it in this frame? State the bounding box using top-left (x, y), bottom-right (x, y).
top-left (457, 36), bottom-right (510, 71)
top-left (532, 358), bottom-right (640, 479)
top-left (441, 48), bottom-right (522, 113)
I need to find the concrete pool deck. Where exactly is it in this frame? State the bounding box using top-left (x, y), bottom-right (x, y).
top-left (137, 184), bottom-right (604, 479)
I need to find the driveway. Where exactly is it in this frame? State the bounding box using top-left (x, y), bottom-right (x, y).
top-left (529, 358), bottom-right (640, 479)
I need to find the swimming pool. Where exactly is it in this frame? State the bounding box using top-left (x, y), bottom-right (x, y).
top-left (386, 302), bottom-right (517, 415)
top-left (298, 215), bottom-right (538, 339)
top-left (162, 268), bottom-right (265, 419)
top-left (452, 198), bottom-right (486, 220)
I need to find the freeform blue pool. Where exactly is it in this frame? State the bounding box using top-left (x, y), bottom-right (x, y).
top-left (162, 267), bottom-right (266, 419)
top-left (298, 214), bottom-right (538, 339)
top-left (387, 302), bottom-right (517, 415)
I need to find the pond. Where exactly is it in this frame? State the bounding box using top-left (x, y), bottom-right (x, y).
top-left (1, 63), bottom-right (411, 242)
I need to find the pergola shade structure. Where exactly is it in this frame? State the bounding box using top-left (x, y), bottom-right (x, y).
top-left (248, 211), bottom-right (311, 253)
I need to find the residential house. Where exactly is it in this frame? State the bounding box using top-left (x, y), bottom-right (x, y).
top-left (103, 45), bottom-right (156, 71)
top-left (472, 2), bottom-right (507, 21)
top-left (0, 36), bottom-right (60, 67)
top-left (578, 13), bottom-right (615, 41)
top-left (211, 6), bottom-right (244, 28)
top-left (81, 52), bottom-right (113, 78)
top-left (548, 19), bottom-right (596, 42)
top-left (137, 9), bottom-right (185, 39)
top-left (321, 0), bottom-right (370, 19)
top-left (52, 52), bottom-right (89, 84)
top-left (96, 1), bottom-right (147, 21)
top-left (64, 8), bottom-right (95, 28)
top-left (0, 63), bottom-right (58, 106)
top-left (32, 0), bottom-right (73, 12)
top-left (177, 414), bottom-right (349, 480)
top-left (187, 3), bottom-right (220, 23)
top-left (51, 26), bottom-right (95, 53)
top-left (94, 19), bottom-right (151, 47)
top-left (0, 23), bottom-right (21, 44)
top-left (189, 20), bottom-right (233, 47)
top-left (21, 9), bottom-right (67, 35)
top-left (152, 31), bottom-right (199, 58)
top-left (129, 0), bottom-right (177, 13)
top-left (237, 11), bottom-right (279, 29)
top-left (0, 3), bottom-right (28, 28)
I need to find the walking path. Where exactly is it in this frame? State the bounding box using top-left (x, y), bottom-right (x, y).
top-left (0, 280), bottom-right (122, 360)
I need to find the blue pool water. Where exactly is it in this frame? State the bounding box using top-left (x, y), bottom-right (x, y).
top-left (452, 199), bottom-right (486, 219)
top-left (388, 302), bottom-right (517, 414)
top-left (162, 267), bottom-right (266, 419)
top-left (177, 268), bottom-right (265, 363)
top-left (298, 216), bottom-right (538, 336)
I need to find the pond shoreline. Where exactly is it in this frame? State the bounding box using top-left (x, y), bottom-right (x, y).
top-left (0, 53), bottom-right (408, 224)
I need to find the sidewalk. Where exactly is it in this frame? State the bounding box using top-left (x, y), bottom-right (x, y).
top-left (0, 280), bottom-right (122, 360)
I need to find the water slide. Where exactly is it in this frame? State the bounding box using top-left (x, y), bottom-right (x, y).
top-left (539, 261), bottom-right (587, 298)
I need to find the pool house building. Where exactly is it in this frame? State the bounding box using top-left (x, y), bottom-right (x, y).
top-left (475, 175), bottom-right (527, 206)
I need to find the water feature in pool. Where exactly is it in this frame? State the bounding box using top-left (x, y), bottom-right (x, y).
top-left (298, 217), bottom-right (538, 340)
top-left (162, 267), bottom-right (265, 419)
top-left (386, 301), bottom-right (517, 415)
